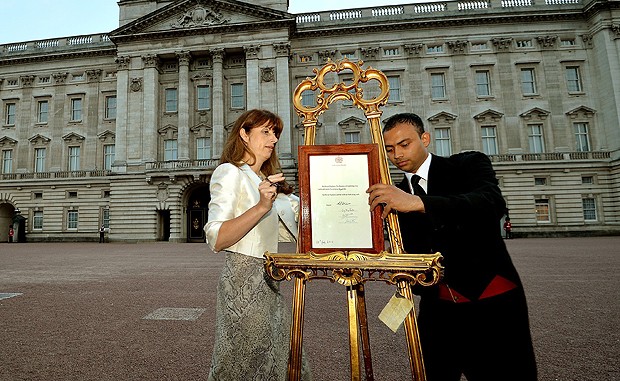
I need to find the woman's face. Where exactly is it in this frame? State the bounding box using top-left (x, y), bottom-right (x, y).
top-left (240, 121), bottom-right (279, 165)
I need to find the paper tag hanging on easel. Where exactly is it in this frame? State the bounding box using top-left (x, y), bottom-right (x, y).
top-left (378, 291), bottom-right (414, 333)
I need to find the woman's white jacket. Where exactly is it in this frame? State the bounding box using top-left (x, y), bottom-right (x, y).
top-left (204, 163), bottom-right (299, 258)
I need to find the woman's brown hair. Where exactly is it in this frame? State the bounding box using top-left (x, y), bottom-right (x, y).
top-left (219, 109), bottom-right (293, 194)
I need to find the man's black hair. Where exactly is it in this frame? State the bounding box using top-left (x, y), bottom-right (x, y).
top-left (383, 113), bottom-right (425, 135)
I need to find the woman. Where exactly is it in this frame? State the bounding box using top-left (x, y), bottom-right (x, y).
top-left (204, 109), bottom-right (312, 381)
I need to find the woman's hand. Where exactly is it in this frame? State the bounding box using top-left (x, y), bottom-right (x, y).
top-left (257, 173), bottom-right (285, 208)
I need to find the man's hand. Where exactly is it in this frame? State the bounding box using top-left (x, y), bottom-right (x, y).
top-left (367, 183), bottom-right (425, 219)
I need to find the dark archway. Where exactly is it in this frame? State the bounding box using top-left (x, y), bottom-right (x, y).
top-left (186, 184), bottom-right (210, 243)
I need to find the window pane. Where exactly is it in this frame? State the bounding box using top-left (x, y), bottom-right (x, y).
top-left (164, 139), bottom-right (178, 161)
top-left (475, 70), bottom-right (490, 96)
top-left (197, 137), bottom-right (211, 160)
top-left (535, 199), bottom-right (550, 222)
top-left (574, 123), bottom-right (590, 152)
top-left (68, 146), bottom-right (80, 171)
top-left (67, 210), bottom-right (78, 229)
top-left (481, 126), bottom-right (498, 155)
top-left (197, 86), bottom-right (210, 110)
top-left (344, 131), bottom-right (361, 144)
top-left (2, 150), bottom-right (12, 173)
top-left (35, 148), bottom-right (46, 172)
top-left (71, 99), bottom-right (82, 121)
top-left (301, 90), bottom-right (315, 107)
top-left (104, 144), bottom-right (115, 170)
top-left (6, 103), bottom-right (16, 125)
top-left (528, 124), bottom-right (544, 153)
top-left (566, 67), bottom-right (582, 92)
top-left (231, 83), bottom-right (244, 109)
top-left (105, 96), bottom-right (117, 119)
top-left (38, 100), bottom-right (49, 123)
top-left (521, 68), bottom-right (536, 94)
top-left (582, 198), bottom-right (597, 221)
top-left (103, 208), bottom-right (110, 229)
top-left (434, 128), bottom-right (452, 157)
top-left (165, 89), bottom-right (178, 112)
top-left (388, 76), bottom-right (401, 102)
top-left (33, 211), bottom-right (44, 230)
top-left (430, 73), bottom-right (446, 99)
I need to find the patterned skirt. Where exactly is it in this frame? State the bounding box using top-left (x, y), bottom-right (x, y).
top-left (207, 251), bottom-right (312, 381)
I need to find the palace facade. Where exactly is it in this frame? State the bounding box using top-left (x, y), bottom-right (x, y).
top-left (1, 0), bottom-right (619, 242)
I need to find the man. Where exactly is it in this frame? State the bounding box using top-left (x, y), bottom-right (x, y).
top-left (99, 225), bottom-right (105, 243)
top-left (367, 113), bottom-right (537, 381)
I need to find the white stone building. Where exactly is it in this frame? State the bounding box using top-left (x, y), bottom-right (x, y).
top-left (0, 0), bottom-right (618, 242)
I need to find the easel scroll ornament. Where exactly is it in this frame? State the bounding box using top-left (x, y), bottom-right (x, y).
top-left (264, 58), bottom-right (443, 381)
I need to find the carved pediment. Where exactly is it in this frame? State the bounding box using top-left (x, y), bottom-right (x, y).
top-left (158, 124), bottom-right (178, 138)
top-left (520, 107), bottom-right (550, 121)
top-left (109, 0), bottom-right (293, 41)
top-left (473, 109), bottom-right (504, 122)
top-left (98, 130), bottom-right (116, 143)
top-left (0, 136), bottom-right (18, 147)
top-left (28, 134), bottom-right (51, 145)
top-left (62, 132), bottom-right (86, 143)
top-left (191, 123), bottom-right (213, 137)
top-left (566, 106), bottom-right (596, 119)
top-left (427, 111), bottom-right (457, 124)
top-left (338, 116), bottom-right (366, 129)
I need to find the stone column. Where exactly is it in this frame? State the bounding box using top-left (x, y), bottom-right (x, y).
top-left (211, 49), bottom-right (225, 159)
top-left (177, 51), bottom-right (191, 161)
top-left (274, 42), bottom-right (293, 158)
top-left (142, 54), bottom-right (159, 163)
top-left (113, 56), bottom-right (130, 172)
top-left (244, 45), bottom-right (261, 110)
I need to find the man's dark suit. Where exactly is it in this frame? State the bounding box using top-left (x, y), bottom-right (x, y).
top-left (396, 151), bottom-right (537, 381)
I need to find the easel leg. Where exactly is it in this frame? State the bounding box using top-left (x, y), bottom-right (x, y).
top-left (398, 280), bottom-right (426, 381)
top-left (355, 284), bottom-right (374, 381)
top-left (346, 286), bottom-right (362, 381)
top-left (288, 275), bottom-right (307, 381)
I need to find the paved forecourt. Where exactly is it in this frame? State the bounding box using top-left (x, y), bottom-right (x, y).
top-left (0, 237), bottom-right (618, 380)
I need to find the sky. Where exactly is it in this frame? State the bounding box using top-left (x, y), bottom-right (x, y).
top-left (0, 0), bottom-right (423, 45)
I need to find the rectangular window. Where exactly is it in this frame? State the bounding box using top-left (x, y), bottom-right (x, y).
top-left (521, 68), bottom-right (537, 95)
top-left (197, 137), bottom-right (211, 160)
top-left (34, 148), bottom-right (46, 173)
top-left (342, 52), bottom-right (356, 59)
top-left (165, 88), bottom-right (178, 112)
top-left (103, 208), bottom-right (110, 229)
top-left (434, 128), bottom-right (452, 157)
top-left (104, 144), bottom-right (115, 170)
top-left (231, 83), bottom-right (245, 109)
top-left (574, 122), bottom-right (590, 152)
top-left (197, 85), bottom-right (211, 110)
top-left (105, 96), bottom-right (117, 119)
top-left (566, 66), bottom-right (582, 92)
top-left (582, 176), bottom-right (594, 184)
top-left (516, 40), bottom-right (533, 48)
top-left (535, 199), bottom-right (551, 223)
top-left (582, 198), bottom-right (597, 221)
top-left (344, 131), bottom-right (361, 144)
top-left (534, 177), bottom-right (547, 186)
top-left (528, 124), bottom-right (544, 153)
top-left (33, 211), bottom-right (44, 230)
top-left (301, 90), bottom-right (315, 107)
top-left (70, 98), bottom-right (82, 121)
top-left (299, 55), bottom-right (313, 63)
top-left (2, 150), bottom-right (12, 174)
top-left (37, 100), bottom-right (49, 123)
top-left (387, 76), bottom-right (401, 102)
top-left (561, 39), bottom-right (576, 47)
top-left (470, 42), bottom-right (488, 51)
top-left (5, 103), bottom-right (16, 125)
top-left (475, 70), bottom-right (491, 96)
top-left (68, 146), bottom-right (80, 171)
top-left (481, 126), bottom-right (498, 155)
top-left (426, 45), bottom-right (443, 53)
top-left (67, 210), bottom-right (78, 229)
top-left (430, 73), bottom-right (446, 100)
top-left (164, 139), bottom-right (178, 161)
top-left (384, 48), bottom-right (399, 56)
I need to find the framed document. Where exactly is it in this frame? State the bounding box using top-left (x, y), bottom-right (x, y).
top-left (298, 144), bottom-right (384, 254)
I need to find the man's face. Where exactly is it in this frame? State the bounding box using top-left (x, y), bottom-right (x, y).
top-left (383, 122), bottom-right (431, 173)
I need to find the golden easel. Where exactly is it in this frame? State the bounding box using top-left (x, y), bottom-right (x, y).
top-left (264, 59), bottom-right (443, 381)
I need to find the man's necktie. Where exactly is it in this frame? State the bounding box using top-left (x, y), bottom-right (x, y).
top-left (411, 174), bottom-right (426, 196)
